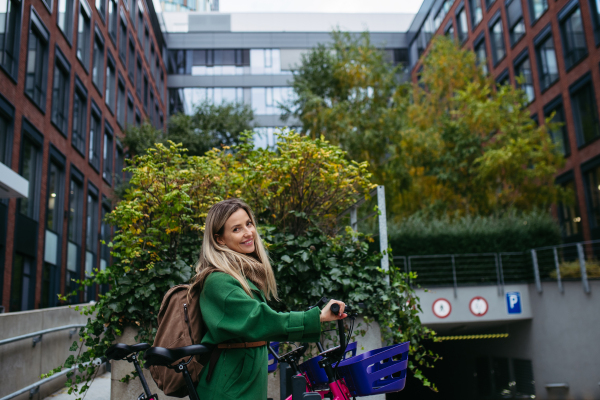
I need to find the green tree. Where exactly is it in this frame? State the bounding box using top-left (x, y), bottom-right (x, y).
top-left (122, 101), bottom-right (254, 158)
top-left (283, 31), bottom-right (409, 191)
top-left (400, 36), bottom-right (567, 217)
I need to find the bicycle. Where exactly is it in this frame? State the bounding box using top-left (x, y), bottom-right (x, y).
top-left (105, 342), bottom-right (157, 400)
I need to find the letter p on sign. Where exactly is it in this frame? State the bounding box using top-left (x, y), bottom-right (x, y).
top-left (506, 292), bottom-right (522, 314)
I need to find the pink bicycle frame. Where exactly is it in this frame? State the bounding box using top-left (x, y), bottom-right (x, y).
top-left (284, 372), bottom-right (351, 400)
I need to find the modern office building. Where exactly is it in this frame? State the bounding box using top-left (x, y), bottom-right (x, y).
top-left (0, 0), bottom-right (167, 312)
top-left (407, 0), bottom-right (600, 244)
top-left (163, 12), bottom-right (413, 147)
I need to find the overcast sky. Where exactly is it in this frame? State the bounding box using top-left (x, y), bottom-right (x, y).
top-left (219, 0), bottom-right (424, 14)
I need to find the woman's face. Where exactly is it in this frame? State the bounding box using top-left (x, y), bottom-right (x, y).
top-left (216, 208), bottom-right (256, 254)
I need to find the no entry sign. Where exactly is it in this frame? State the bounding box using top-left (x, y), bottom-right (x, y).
top-left (432, 298), bottom-right (452, 318)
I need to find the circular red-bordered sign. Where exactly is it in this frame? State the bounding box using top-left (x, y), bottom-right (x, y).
top-left (469, 296), bottom-right (489, 317)
top-left (432, 298), bottom-right (452, 319)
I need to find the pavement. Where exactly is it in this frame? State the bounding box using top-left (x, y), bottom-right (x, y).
top-left (43, 372), bottom-right (111, 400)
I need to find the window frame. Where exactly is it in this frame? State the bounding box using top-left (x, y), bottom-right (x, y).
top-left (527, 0), bottom-right (548, 25)
top-left (0, 0), bottom-right (24, 82)
top-left (469, 0), bottom-right (483, 30)
top-left (88, 100), bottom-right (102, 172)
top-left (19, 118), bottom-right (44, 221)
top-left (118, 7), bottom-right (128, 65)
top-left (534, 24), bottom-right (559, 92)
top-left (506, 0), bottom-right (526, 47)
top-left (555, 170), bottom-right (583, 240)
top-left (488, 11), bottom-right (507, 66)
top-left (473, 32), bottom-right (489, 74)
top-left (543, 95), bottom-right (570, 157)
top-left (558, 0), bottom-right (588, 71)
top-left (513, 48), bottom-right (536, 104)
top-left (456, 2), bottom-right (470, 43)
top-left (76, 0), bottom-right (92, 72)
top-left (56, 0), bottom-right (76, 44)
top-left (0, 93), bottom-right (15, 167)
top-left (570, 72), bottom-right (600, 148)
top-left (588, 0), bottom-right (600, 45)
top-left (92, 25), bottom-right (105, 96)
top-left (50, 45), bottom-right (71, 137)
top-left (24, 8), bottom-right (50, 113)
top-left (72, 76), bottom-right (88, 156)
top-left (128, 33), bottom-right (135, 84)
top-left (105, 51), bottom-right (116, 114)
top-left (116, 73), bottom-right (126, 128)
top-left (103, 121), bottom-right (114, 186)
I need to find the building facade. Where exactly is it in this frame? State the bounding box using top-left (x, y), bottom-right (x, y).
top-left (408, 0), bottom-right (600, 244)
top-left (163, 12), bottom-right (412, 147)
top-left (0, 0), bottom-right (167, 312)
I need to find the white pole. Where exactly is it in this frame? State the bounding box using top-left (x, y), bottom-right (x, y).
top-left (377, 186), bottom-right (389, 284)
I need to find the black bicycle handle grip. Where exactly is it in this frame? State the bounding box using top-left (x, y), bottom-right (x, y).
top-left (331, 303), bottom-right (340, 314)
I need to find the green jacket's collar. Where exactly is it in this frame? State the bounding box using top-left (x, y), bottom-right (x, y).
top-left (246, 279), bottom-right (266, 302)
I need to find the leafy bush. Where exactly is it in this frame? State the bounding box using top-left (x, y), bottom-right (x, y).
top-left (388, 210), bottom-right (561, 256)
top-left (550, 260), bottom-right (600, 279)
top-left (47, 130), bottom-right (439, 396)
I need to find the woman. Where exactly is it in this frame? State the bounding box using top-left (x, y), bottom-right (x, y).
top-left (191, 199), bottom-right (347, 399)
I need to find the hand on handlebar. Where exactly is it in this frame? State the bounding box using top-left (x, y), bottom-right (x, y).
top-left (320, 299), bottom-right (347, 322)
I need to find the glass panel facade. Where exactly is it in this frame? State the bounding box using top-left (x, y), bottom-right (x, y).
top-left (57, 0), bottom-right (75, 41)
top-left (72, 87), bottom-right (87, 154)
top-left (20, 139), bottom-right (40, 219)
top-left (514, 55), bottom-right (535, 103)
top-left (89, 106), bottom-right (101, 169)
top-left (25, 27), bottom-right (48, 109)
top-left (92, 33), bottom-right (104, 91)
top-left (0, 0), bottom-right (22, 78)
top-left (571, 82), bottom-right (600, 146)
top-left (560, 7), bottom-right (587, 69)
top-left (536, 34), bottom-right (558, 90)
top-left (490, 17), bottom-right (506, 65)
top-left (77, 4), bottom-right (91, 69)
top-left (51, 60), bottom-right (70, 134)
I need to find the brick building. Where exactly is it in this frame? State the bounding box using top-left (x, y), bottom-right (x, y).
top-left (0, 0), bottom-right (167, 312)
top-left (408, 0), bottom-right (600, 244)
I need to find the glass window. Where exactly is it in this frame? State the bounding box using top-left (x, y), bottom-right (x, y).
top-left (0, 112), bottom-right (10, 165)
top-left (559, 6), bottom-right (587, 70)
top-left (67, 176), bottom-right (83, 299)
top-left (143, 71), bottom-right (148, 110)
top-left (445, 22), bottom-right (455, 38)
top-left (19, 138), bottom-right (41, 219)
top-left (135, 108), bottom-right (141, 126)
top-left (10, 253), bottom-right (34, 311)
top-left (150, 44), bottom-right (155, 77)
top-left (144, 25), bottom-right (149, 61)
top-left (25, 20), bottom-right (49, 110)
top-left (485, 0), bottom-right (496, 7)
top-left (136, 55), bottom-right (142, 100)
top-left (72, 84), bottom-right (87, 154)
top-left (571, 77), bottom-right (600, 147)
top-left (251, 87), bottom-right (293, 115)
top-left (474, 37), bottom-right (488, 74)
top-left (457, 7), bottom-right (469, 42)
top-left (92, 32), bottom-right (104, 92)
top-left (129, 0), bottom-right (135, 29)
top-left (506, 0), bottom-right (525, 45)
top-left (535, 32), bottom-right (558, 90)
top-left (51, 53), bottom-right (70, 135)
top-left (148, 89), bottom-right (154, 124)
top-left (115, 141), bottom-right (124, 184)
top-left (0, 0), bottom-right (22, 79)
top-left (558, 180), bottom-right (581, 238)
top-left (77, 2), bottom-right (91, 70)
top-left (489, 16), bottom-right (506, 65)
top-left (528, 0), bottom-right (547, 22)
top-left (168, 87), bottom-right (246, 115)
top-left (128, 35), bottom-right (135, 82)
top-left (137, 9), bottom-right (144, 44)
top-left (100, 201), bottom-right (111, 275)
top-left (103, 124), bottom-right (113, 185)
top-left (85, 189), bottom-right (98, 302)
top-left (46, 161), bottom-right (63, 233)
top-left (168, 49), bottom-right (185, 74)
top-left (105, 54), bottom-right (115, 112)
top-left (544, 100), bottom-right (569, 156)
top-left (108, 0), bottom-right (117, 42)
top-left (89, 103), bottom-right (101, 170)
top-left (95, 0), bottom-right (106, 19)
top-left (585, 166), bottom-right (600, 230)
top-left (117, 76), bottom-right (125, 127)
top-left (119, 13), bottom-right (127, 64)
top-left (57, 0), bottom-right (75, 41)
top-left (127, 93), bottom-right (134, 126)
top-left (590, 0), bottom-right (600, 45)
top-left (514, 53), bottom-right (535, 103)
top-left (469, 0), bottom-right (483, 28)
top-left (43, 159), bottom-right (64, 308)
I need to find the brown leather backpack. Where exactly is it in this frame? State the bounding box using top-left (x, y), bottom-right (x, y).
top-left (149, 284), bottom-right (207, 397)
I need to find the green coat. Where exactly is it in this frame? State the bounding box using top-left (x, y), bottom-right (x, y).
top-left (196, 272), bottom-right (321, 400)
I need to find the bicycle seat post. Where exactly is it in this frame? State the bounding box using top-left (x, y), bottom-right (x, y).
top-left (178, 363), bottom-right (200, 400)
top-left (128, 353), bottom-right (152, 399)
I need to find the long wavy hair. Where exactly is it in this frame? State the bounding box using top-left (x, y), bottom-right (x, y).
top-left (191, 199), bottom-right (278, 300)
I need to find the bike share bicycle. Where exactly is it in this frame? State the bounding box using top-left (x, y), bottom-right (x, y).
top-left (105, 299), bottom-right (409, 400)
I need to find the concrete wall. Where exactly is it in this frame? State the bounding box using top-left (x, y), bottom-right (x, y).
top-left (0, 304), bottom-right (97, 400)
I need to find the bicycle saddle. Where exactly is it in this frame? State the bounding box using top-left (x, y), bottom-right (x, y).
top-left (144, 344), bottom-right (212, 366)
top-left (105, 343), bottom-right (151, 360)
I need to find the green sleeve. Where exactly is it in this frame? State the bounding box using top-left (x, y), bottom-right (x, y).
top-left (203, 273), bottom-right (321, 343)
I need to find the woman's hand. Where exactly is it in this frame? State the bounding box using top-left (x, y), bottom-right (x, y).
top-left (320, 299), bottom-right (347, 322)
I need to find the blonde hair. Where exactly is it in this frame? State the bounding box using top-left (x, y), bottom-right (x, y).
top-left (191, 199), bottom-right (278, 300)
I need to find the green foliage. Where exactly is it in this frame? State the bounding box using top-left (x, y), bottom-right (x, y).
top-left (387, 210), bottom-right (561, 256)
top-left (121, 100), bottom-right (254, 158)
top-left (49, 130), bottom-right (439, 396)
top-left (166, 101), bottom-right (255, 156)
top-left (399, 36), bottom-right (567, 217)
top-left (283, 31), bottom-right (409, 192)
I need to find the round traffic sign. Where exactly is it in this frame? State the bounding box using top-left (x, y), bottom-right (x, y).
top-left (469, 296), bottom-right (488, 316)
top-left (432, 298), bottom-right (452, 318)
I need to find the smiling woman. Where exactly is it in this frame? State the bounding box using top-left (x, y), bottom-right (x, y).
top-left (215, 208), bottom-right (257, 254)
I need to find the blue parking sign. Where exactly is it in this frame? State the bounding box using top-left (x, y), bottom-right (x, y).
top-left (506, 292), bottom-right (521, 314)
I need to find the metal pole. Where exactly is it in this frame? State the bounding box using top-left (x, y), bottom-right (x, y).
top-left (377, 186), bottom-right (389, 284)
top-left (494, 254), bottom-right (502, 296)
top-left (350, 206), bottom-right (358, 242)
top-left (553, 247), bottom-right (564, 293)
top-left (451, 255), bottom-right (457, 298)
top-left (531, 249), bottom-right (542, 293)
top-left (497, 254), bottom-right (505, 295)
top-left (576, 243), bottom-right (590, 294)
